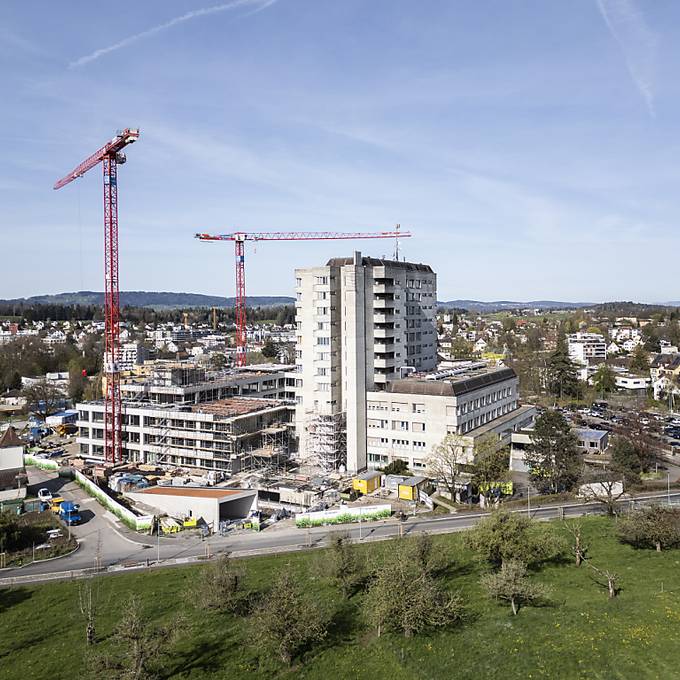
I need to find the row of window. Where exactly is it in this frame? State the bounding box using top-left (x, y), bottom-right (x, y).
top-left (457, 387), bottom-right (514, 415)
top-left (367, 419), bottom-right (426, 432)
top-left (367, 437), bottom-right (428, 450)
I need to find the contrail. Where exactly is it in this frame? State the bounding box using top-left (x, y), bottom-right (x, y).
top-left (69, 0), bottom-right (277, 68)
top-left (596, 0), bottom-right (657, 116)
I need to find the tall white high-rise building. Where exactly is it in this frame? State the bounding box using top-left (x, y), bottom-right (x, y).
top-left (293, 252), bottom-right (437, 473)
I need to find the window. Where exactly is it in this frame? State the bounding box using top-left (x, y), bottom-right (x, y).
top-left (392, 420), bottom-right (409, 431)
top-left (412, 422), bottom-right (425, 432)
top-left (391, 402), bottom-right (407, 412)
top-left (413, 440), bottom-right (426, 448)
top-left (315, 275), bottom-right (329, 284)
top-left (412, 403), bottom-right (425, 413)
top-left (317, 336), bottom-right (330, 345)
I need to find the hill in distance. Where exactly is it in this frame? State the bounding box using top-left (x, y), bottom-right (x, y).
top-left (1, 291), bottom-right (295, 309)
top-left (438, 299), bottom-right (595, 312)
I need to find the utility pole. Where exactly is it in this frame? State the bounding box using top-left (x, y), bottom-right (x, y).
top-left (527, 485), bottom-right (531, 518)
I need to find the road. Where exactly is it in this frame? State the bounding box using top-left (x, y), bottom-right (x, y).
top-left (5, 467), bottom-right (680, 586)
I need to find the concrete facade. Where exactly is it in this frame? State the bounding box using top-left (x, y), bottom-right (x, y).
top-left (567, 333), bottom-right (607, 365)
top-left (364, 366), bottom-right (534, 471)
top-left (293, 252), bottom-right (437, 473)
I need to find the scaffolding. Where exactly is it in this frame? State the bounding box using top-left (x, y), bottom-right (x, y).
top-left (306, 412), bottom-right (346, 473)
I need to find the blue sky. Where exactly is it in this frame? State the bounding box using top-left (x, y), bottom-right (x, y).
top-left (1, 0), bottom-right (678, 302)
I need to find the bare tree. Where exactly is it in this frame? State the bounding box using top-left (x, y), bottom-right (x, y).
top-left (324, 532), bottom-right (365, 599)
top-left (251, 570), bottom-right (328, 666)
top-left (578, 469), bottom-right (626, 516)
top-left (481, 560), bottom-right (548, 615)
top-left (192, 554), bottom-right (243, 613)
top-left (587, 561), bottom-right (619, 599)
top-left (563, 520), bottom-right (587, 567)
top-left (22, 380), bottom-right (63, 421)
top-left (89, 595), bottom-right (182, 680)
top-left (364, 538), bottom-right (463, 637)
top-left (427, 433), bottom-right (469, 501)
top-left (78, 579), bottom-right (98, 645)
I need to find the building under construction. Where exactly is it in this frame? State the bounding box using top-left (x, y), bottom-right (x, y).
top-left (76, 397), bottom-right (292, 474)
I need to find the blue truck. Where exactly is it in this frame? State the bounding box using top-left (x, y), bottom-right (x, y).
top-left (59, 501), bottom-right (81, 526)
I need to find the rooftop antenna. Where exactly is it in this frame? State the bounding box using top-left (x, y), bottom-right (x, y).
top-left (393, 223), bottom-right (401, 261)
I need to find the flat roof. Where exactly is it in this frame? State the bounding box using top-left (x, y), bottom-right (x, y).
top-left (399, 476), bottom-right (427, 487)
top-left (574, 428), bottom-right (608, 441)
top-left (357, 471), bottom-right (382, 481)
top-left (326, 256), bottom-right (434, 273)
top-left (139, 486), bottom-right (246, 499)
top-left (192, 398), bottom-right (285, 417)
top-left (386, 367), bottom-right (516, 397)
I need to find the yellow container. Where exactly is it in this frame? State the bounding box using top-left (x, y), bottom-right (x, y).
top-left (352, 472), bottom-right (382, 495)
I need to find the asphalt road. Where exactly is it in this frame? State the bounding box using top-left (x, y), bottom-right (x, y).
top-left (6, 467), bottom-right (680, 585)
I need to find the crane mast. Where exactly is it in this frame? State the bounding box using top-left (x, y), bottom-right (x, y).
top-left (54, 128), bottom-right (140, 464)
top-left (195, 229), bottom-right (411, 366)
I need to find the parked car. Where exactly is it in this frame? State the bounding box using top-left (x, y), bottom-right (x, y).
top-left (37, 488), bottom-right (52, 503)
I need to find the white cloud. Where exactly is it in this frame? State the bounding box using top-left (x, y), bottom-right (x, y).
top-left (69, 0), bottom-right (277, 68)
top-left (596, 0), bottom-right (657, 116)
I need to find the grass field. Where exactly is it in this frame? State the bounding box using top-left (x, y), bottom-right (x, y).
top-left (2, 517), bottom-right (680, 679)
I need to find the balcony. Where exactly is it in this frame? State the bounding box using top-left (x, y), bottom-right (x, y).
top-left (374, 312), bottom-right (394, 324)
top-left (373, 298), bottom-right (394, 310)
top-left (374, 356), bottom-right (396, 369)
top-left (374, 326), bottom-right (395, 339)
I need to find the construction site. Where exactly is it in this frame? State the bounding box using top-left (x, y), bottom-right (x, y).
top-left (45, 128), bottom-right (449, 533)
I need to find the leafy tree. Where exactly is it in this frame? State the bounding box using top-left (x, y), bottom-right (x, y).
top-left (546, 341), bottom-right (579, 398)
top-left (251, 570), bottom-right (328, 666)
top-left (592, 363), bottom-right (616, 396)
top-left (260, 340), bottom-right (279, 360)
top-left (617, 506), bottom-right (680, 552)
top-left (609, 435), bottom-right (646, 485)
top-left (465, 510), bottom-right (563, 568)
top-left (481, 560), bottom-right (548, 615)
top-left (68, 358), bottom-right (86, 403)
top-left (22, 380), bottom-right (64, 420)
top-left (449, 337), bottom-right (474, 358)
top-left (379, 459), bottom-right (409, 476)
top-left (209, 352), bottom-right (228, 371)
top-left (193, 554), bottom-right (243, 613)
top-left (524, 410), bottom-right (581, 494)
top-left (472, 433), bottom-right (509, 489)
top-left (89, 595), bottom-right (182, 680)
top-left (364, 539), bottom-right (463, 638)
top-left (629, 345), bottom-right (650, 375)
top-left (325, 533), bottom-right (365, 598)
top-left (0, 511), bottom-right (21, 553)
top-left (83, 373), bottom-right (103, 401)
top-left (427, 433), bottom-right (469, 500)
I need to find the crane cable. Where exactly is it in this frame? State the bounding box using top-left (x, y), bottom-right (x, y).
top-left (77, 179), bottom-right (84, 291)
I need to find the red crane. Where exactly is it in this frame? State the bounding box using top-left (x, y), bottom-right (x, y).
top-left (54, 128), bottom-right (140, 464)
top-left (195, 229), bottom-right (411, 366)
